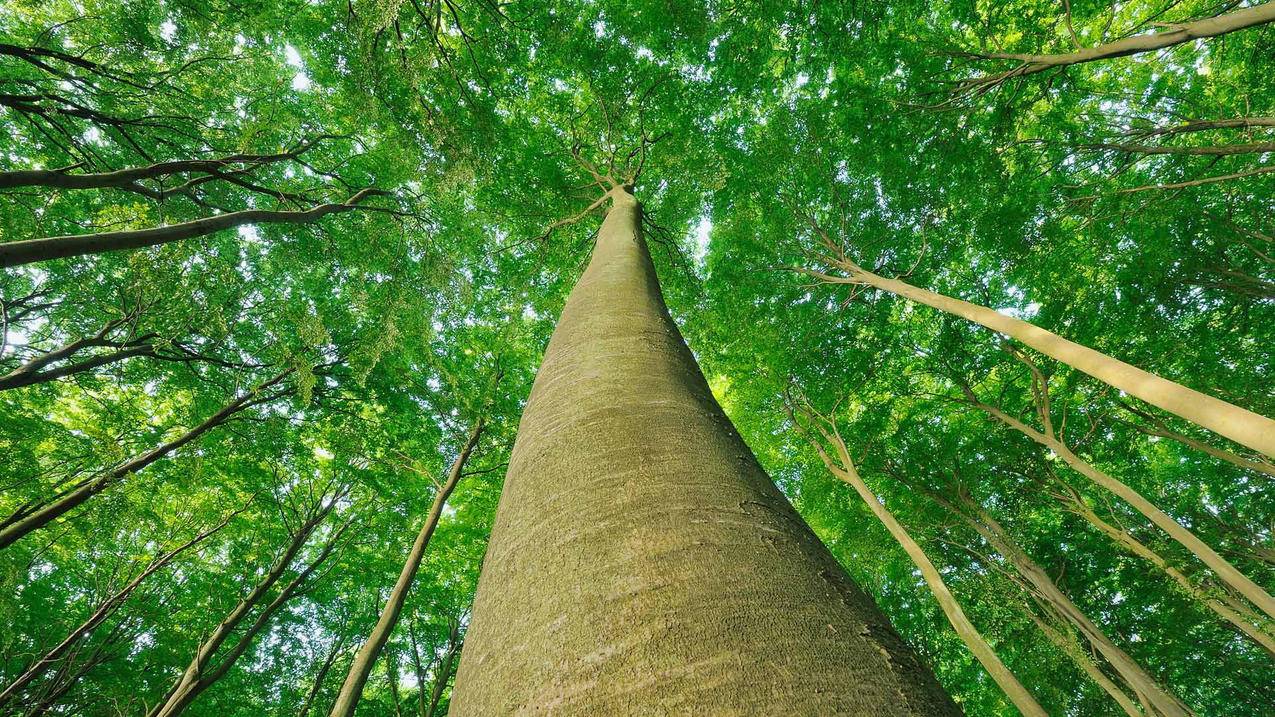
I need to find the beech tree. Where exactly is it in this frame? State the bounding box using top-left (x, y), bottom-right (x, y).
top-left (2, 1), bottom-right (1272, 715)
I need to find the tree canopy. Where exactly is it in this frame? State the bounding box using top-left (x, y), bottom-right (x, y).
top-left (1, 0), bottom-right (1272, 715)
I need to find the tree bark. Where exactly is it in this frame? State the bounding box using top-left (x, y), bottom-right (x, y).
top-left (0, 189), bottom-right (384, 267)
top-left (1117, 401), bottom-right (1275, 479)
top-left (1131, 117), bottom-right (1275, 139)
top-left (955, 3), bottom-right (1275, 93)
top-left (0, 369), bottom-right (291, 549)
top-left (792, 401), bottom-right (1047, 717)
top-left (0, 343), bottom-right (155, 391)
top-left (0, 143), bottom-right (327, 191)
top-left (802, 259), bottom-right (1275, 456)
top-left (1081, 140), bottom-right (1275, 156)
top-left (327, 419), bottom-right (484, 717)
top-left (450, 187), bottom-right (960, 714)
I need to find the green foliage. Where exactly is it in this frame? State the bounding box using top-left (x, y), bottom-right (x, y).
top-left (2, 0), bottom-right (1272, 715)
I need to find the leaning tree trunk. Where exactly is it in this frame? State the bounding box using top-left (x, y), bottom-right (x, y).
top-left (1049, 478), bottom-right (1275, 657)
top-left (969, 399), bottom-right (1275, 623)
top-left (794, 411), bottom-right (1047, 717)
top-left (450, 187), bottom-right (960, 715)
top-left (954, 498), bottom-right (1195, 717)
top-left (804, 261), bottom-right (1275, 456)
top-left (327, 418), bottom-right (483, 717)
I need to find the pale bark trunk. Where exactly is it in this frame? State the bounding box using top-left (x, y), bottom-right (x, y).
top-left (955, 497), bottom-right (1194, 717)
top-left (1026, 609), bottom-right (1143, 717)
top-left (1081, 140), bottom-right (1275, 156)
top-left (962, 3), bottom-right (1275, 84)
top-left (1134, 117), bottom-right (1275, 138)
top-left (971, 400), bottom-right (1275, 623)
top-left (1051, 480), bottom-right (1275, 657)
top-left (1118, 402), bottom-right (1275, 479)
top-left (795, 409), bottom-right (1046, 717)
top-left (0, 369), bottom-right (290, 549)
top-left (327, 420), bottom-right (483, 717)
top-left (806, 262), bottom-right (1275, 456)
top-left (451, 188), bottom-right (959, 714)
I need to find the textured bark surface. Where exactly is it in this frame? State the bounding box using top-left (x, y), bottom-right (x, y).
top-left (451, 188), bottom-right (960, 715)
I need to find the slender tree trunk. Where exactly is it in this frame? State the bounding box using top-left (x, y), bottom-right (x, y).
top-left (1049, 479), bottom-right (1275, 657)
top-left (1080, 140), bottom-right (1275, 156)
top-left (21, 624), bottom-right (122, 717)
top-left (0, 190), bottom-right (383, 267)
top-left (0, 511), bottom-right (236, 707)
top-left (0, 344), bottom-right (155, 390)
top-left (0, 369), bottom-right (290, 549)
top-left (327, 419), bottom-right (483, 717)
top-left (1134, 117), bottom-right (1275, 138)
top-left (969, 399), bottom-right (1275, 622)
top-left (451, 187), bottom-right (959, 714)
top-left (149, 507), bottom-right (344, 717)
top-left (424, 620), bottom-right (461, 717)
top-left (298, 632), bottom-right (347, 717)
top-left (803, 260), bottom-right (1275, 456)
top-left (792, 403), bottom-right (1047, 717)
top-left (1117, 402), bottom-right (1275, 479)
top-left (952, 495), bottom-right (1194, 717)
top-left (956, 3), bottom-right (1275, 90)
top-left (1025, 608), bottom-right (1143, 717)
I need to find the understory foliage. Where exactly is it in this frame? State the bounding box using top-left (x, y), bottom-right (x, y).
top-left (1, 0), bottom-right (1271, 715)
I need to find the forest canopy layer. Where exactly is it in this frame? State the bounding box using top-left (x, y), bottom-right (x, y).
top-left (1, 0), bottom-right (1272, 715)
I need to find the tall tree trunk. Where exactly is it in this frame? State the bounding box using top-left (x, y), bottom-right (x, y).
top-left (450, 187), bottom-right (959, 714)
top-left (802, 258), bottom-right (1275, 456)
top-left (791, 400), bottom-right (1047, 717)
top-left (967, 397), bottom-right (1275, 623)
top-left (0, 369), bottom-right (291, 549)
top-left (1116, 401), bottom-right (1275, 480)
top-left (950, 3), bottom-right (1275, 95)
top-left (327, 418), bottom-right (482, 717)
top-left (948, 493), bottom-right (1195, 717)
top-left (0, 190), bottom-right (384, 267)
top-left (1048, 478), bottom-right (1275, 657)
